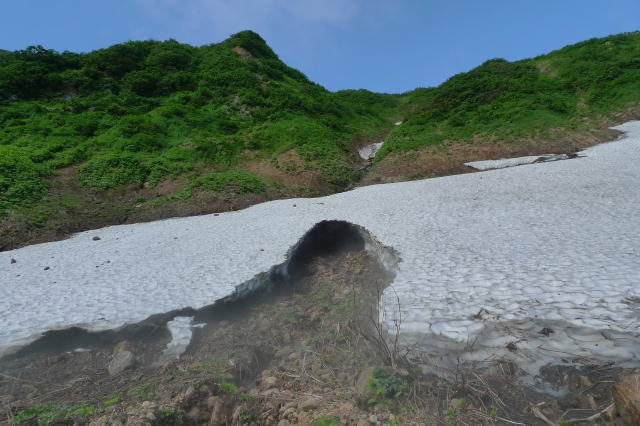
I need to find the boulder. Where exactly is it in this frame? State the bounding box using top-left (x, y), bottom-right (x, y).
top-left (299, 397), bottom-right (321, 411)
top-left (355, 367), bottom-right (377, 404)
top-left (108, 351), bottom-right (135, 376)
top-left (261, 376), bottom-right (278, 390)
top-left (613, 370), bottom-right (640, 425)
top-left (209, 396), bottom-right (229, 426)
top-left (113, 341), bottom-right (132, 354)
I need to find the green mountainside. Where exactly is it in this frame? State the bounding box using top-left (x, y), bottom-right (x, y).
top-left (1, 30), bottom-right (639, 248)
top-left (381, 31), bottom-right (640, 158)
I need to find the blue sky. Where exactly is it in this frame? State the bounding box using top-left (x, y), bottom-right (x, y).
top-left (1, 0), bottom-right (639, 93)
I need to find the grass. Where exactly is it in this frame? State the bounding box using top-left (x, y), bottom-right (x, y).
top-left (127, 384), bottom-right (155, 399)
top-left (180, 170), bottom-right (267, 196)
top-left (12, 403), bottom-right (97, 425)
top-left (102, 395), bottom-right (122, 407)
top-left (314, 417), bottom-right (342, 426)
top-left (217, 381), bottom-right (239, 394)
top-left (367, 368), bottom-right (408, 406)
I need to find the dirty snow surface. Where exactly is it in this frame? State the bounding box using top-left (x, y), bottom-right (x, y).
top-left (465, 153), bottom-right (570, 170)
top-left (2, 122), bottom-right (640, 371)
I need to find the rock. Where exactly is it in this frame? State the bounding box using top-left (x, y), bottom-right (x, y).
top-left (539, 327), bottom-right (554, 336)
top-left (300, 397), bottom-right (321, 411)
top-left (275, 346), bottom-right (292, 359)
top-left (393, 367), bottom-right (409, 377)
top-left (613, 370), bottom-right (640, 425)
top-left (261, 376), bottom-right (278, 390)
top-left (355, 367), bottom-right (377, 403)
top-left (92, 236), bottom-right (101, 241)
top-left (44, 266), bottom-right (49, 270)
top-left (369, 414), bottom-right (379, 424)
top-left (450, 398), bottom-right (466, 409)
top-left (183, 385), bottom-right (196, 400)
top-left (339, 401), bottom-right (354, 413)
top-left (261, 388), bottom-right (280, 397)
top-left (227, 357), bottom-right (243, 368)
top-left (579, 375), bottom-right (593, 388)
top-left (187, 407), bottom-right (201, 422)
top-left (207, 396), bottom-right (219, 411)
top-left (89, 416), bottom-right (125, 426)
top-left (281, 406), bottom-right (297, 419)
top-left (10, 258), bottom-right (16, 264)
top-left (231, 405), bottom-right (249, 424)
top-left (113, 341), bottom-right (133, 354)
top-left (279, 390), bottom-right (293, 400)
top-left (209, 396), bottom-right (228, 425)
top-left (288, 351), bottom-right (300, 361)
top-left (108, 351), bottom-right (135, 376)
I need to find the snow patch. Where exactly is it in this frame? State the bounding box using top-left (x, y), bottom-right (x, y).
top-left (358, 142), bottom-right (384, 160)
top-left (465, 153), bottom-right (571, 170)
top-left (162, 316), bottom-right (194, 360)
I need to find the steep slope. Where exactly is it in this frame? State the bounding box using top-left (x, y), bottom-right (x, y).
top-left (0, 31), bottom-right (398, 249)
top-left (367, 31), bottom-right (640, 182)
top-left (1, 31), bottom-right (640, 249)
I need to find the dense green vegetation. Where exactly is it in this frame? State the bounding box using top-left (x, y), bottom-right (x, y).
top-left (1, 30), bottom-right (639, 233)
top-left (380, 31), bottom-right (640, 158)
top-left (0, 31), bottom-right (396, 217)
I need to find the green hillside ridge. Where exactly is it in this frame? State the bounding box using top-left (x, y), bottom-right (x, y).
top-left (1, 30), bottom-right (639, 248)
top-left (381, 31), bottom-right (640, 159)
top-left (0, 31), bottom-right (398, 218)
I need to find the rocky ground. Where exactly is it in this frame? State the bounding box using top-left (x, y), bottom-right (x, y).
top-left (2, 236), bottom-right (640, 425)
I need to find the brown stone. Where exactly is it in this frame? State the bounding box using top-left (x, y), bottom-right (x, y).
top-left (208, 396), bottom-right (228, 426)
top-left (614, 370), bottom-right (640, 425)
top-left (113, 341), bottom-right (132, 354)
top-left (299, 397), bottom-right (321, 411)
top-left (108, 351), bottom-right (135, 376)
top-left (261, 376), bottom-right (278, 390)
top-left (355, 367), bottom-right (377, 403)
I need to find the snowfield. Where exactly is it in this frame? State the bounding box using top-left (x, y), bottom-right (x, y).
top-left (2, 122), bottom-right (640, 372)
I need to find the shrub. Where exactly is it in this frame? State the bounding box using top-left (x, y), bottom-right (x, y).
top-left (0, 146), bottom-right (51, 216)
top-left (78, 153), bottom-right (149, 189)
top-left (181, 171), bottom-right (267, 196)
top-left (367, 368), bottom-right (408, 401)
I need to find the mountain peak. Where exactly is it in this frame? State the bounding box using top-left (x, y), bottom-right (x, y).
top-left (222, 30), bottom-right (278, 60)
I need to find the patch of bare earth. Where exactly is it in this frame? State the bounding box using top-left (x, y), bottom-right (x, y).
top-left (1, 237), bottom-right (636, 425)
top-left (0, 163), bottom-right (308, 252)
top-left (242, 150), bottom-right (331, 196)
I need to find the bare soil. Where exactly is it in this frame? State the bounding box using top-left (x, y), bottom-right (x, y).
top-left (0, 163), bottom-right (300, 252)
